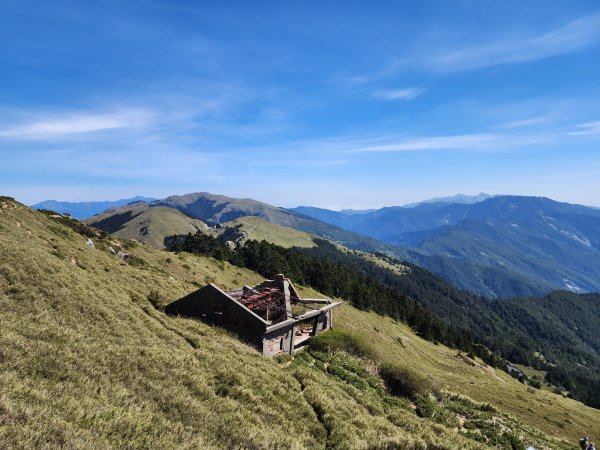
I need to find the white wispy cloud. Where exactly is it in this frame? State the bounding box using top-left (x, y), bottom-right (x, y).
top-left (372, 88), bottom-right (425, 101)
top-left (429, 12), bottom-right (600, 72)
top-left (241, 131), bottom-right (523, 156)
top-left (342, 133), bottom-right (502, 153)
top-left (0, 108), bottom-right (153, 139)
top-left (497, 116), bottom-right (550, 129)
top-left (347, 12), bottom-right (600, 83)
top-left (261, 121), bottom-right (597, 156)
top-left (568, 120), bottom-right (600, 136)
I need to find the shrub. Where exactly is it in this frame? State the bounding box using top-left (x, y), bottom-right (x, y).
top-left (308, 329), bottom-right (374, 359)
top-left (147, 290), bottom-right (163, 311)
top-left (529, 376), bottom-right (543, 389)
top-left (274, 354), bottom-right (293, 364)
top-left (552, 386), bottom-right (564, 395)
top-left (128, 256), bottom-right (148, 269)
top-left (414, 395), bottom-right (437, 418)
top-left (122, 240), bottom-right (138, 250)
top-left (379, 363), bottom-right (435, 400)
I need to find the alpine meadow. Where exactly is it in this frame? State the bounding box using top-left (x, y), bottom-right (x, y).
top-left (2, 1), bottom-right (600, 449)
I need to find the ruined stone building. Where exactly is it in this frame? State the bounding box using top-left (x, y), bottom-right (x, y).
top-left (165, 274), bottom-right (342, 356)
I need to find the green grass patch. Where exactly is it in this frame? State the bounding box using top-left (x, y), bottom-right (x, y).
top-left (308, 329), bottom-right (375, 359)
top-left (379, 363), bottom-right (437, 400)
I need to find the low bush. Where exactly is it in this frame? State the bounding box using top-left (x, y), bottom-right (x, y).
top-left (147, 290), bottom-right (163, 310)
top-left (379, 363), bottom-right (435, 400)
top-left (128, 256), bottom-right (148, 269)
top-left (529, 376), bottom-right (543, 389)
top-left (308, 329), bottom-right (375, 359)
top-left (414, 395), bottom-right (437, 419)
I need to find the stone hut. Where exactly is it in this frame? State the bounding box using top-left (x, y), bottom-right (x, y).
top-left (165, 274), bottom-right (342, 356)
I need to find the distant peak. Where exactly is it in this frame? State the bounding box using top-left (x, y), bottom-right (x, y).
top-left (402, 193), bottom-right (498, 208)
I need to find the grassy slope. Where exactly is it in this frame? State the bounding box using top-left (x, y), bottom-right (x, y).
top-left (0, 200), bottom-right (498, 449)
top-left (225, 218), bottom-right (600, 441)
top-left (226, 216), bottom-right (317, 248)
top-left (336, 306), bottom-right (600, 442)
top-left (85, 205), bottom-right (208, 249)
top-left (227, 216), bottom-right (410, 277)
top-left (90, 192), bottom-right (401, 256)
top-left (0, 199), bottom-right (591, 448)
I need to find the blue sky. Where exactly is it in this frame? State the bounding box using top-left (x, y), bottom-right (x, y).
top-left (1, 0), bottom-right (599, 209)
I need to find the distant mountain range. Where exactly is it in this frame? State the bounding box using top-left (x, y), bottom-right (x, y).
top-left (76, 191), bottom-right (600, 298)
top-left (292, 196), bottom-right (600, 298)
top-left (31, 196), bottom-right (156, 219)
top-left (293, 193), bottom-right (497, 226)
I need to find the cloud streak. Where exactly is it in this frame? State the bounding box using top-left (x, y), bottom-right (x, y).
top-left (342, 133), bottom-right (503, 153)
top-left (266, 117), bottom-right (600, 156)
top-left (497, 116), bottom-right (549, 129)
top-left (348, 11), bottom-right (600, 84)
top-left (373, 88), bottom-right (424, 101)
top-left (568, 120), bottom-right (600, 136)
top-left (430, 12), bottom-right (600, 72)
top-left (0, 108), bottom-right (153, 139)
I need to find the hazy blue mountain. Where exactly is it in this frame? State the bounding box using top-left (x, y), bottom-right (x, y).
top-left (293, 193), bottom-right (493, 222)
top-left (293, 202), bottom-right (474, 242)
top-left (291, 196), bottom-right (600, 298)
top-left (292, 198), bottom-right (497, 241)
top-left (339, 208), bottom-right (377, 215)
top-left (32, 196), bottom-right (156, 219)
top-left (402, 192), bottom-right (497, 208)
top-left (291, 206), bottom-right (356, 228)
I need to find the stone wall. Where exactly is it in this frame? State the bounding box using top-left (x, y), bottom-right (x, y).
top-left (262, 322), bottom-right (294, 356)
top-left (166, 284), bottom-right (266, 347)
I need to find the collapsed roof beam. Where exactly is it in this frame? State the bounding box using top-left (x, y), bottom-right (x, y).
top-left (265, 302), bottom-right (343, 332)
top-left (293, 298), bottom-right (332, 305)
top-left (293, 302), bottom-right (343, 321)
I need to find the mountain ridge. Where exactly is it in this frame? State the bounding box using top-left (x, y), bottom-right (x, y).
top-left (292, 195), bottom-right (600, 297)
top-left (402, 192), bottom-right (498, 208)
top-left (86, 192), bottom-right (401, 256)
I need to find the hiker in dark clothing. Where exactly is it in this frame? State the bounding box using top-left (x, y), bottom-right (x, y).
top-left (581, 436), bottom-right (590, 450)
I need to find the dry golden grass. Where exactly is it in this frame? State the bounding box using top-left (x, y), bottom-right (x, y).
top-left (0, 199), bottom-right (588, 449)
top-left (85, 205), bottom-right (208, 249)
top-left (226, 216), bottom-right (317, 248)
top-left (225, 216), bottom-right (410, 276)
top-left (336, 305), bottom-right (600, 444)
